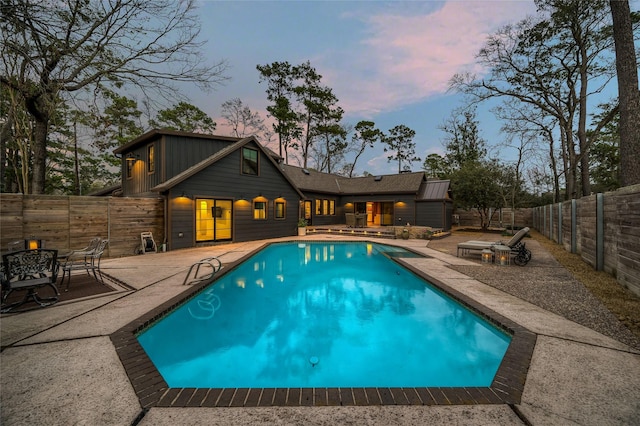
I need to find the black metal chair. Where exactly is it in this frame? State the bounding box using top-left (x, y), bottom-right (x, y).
top-left (1, 249), bottom-right (60, 312)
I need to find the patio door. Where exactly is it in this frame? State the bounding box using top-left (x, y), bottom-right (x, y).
top-left (196, 198), bottom-right (233, 242)
top-left (380, 202), bottom-right (394, 225)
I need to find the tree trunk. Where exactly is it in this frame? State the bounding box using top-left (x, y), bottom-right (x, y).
top-left (31, 118), bottom-right (49, 194)
top-left (578, 43), bottom-right (591, 196)
top-left (610, 0), bottom-right (640, 186)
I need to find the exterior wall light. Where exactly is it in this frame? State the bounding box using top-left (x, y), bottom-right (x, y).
top-left (126, 152), bottom-right (140, 163)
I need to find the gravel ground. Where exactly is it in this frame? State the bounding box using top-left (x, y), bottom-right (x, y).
top-left (428, 229), bottom-right (640, 351)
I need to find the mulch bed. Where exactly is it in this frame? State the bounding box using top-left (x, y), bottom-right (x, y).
top-left (2, 273), bottom-right (116, 314)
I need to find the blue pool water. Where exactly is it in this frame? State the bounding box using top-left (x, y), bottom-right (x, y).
top-left (137, 242), bottom-right (511, 388)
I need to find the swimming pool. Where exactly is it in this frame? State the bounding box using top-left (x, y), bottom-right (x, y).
top-left (137, 242), bottom-right (511, 389)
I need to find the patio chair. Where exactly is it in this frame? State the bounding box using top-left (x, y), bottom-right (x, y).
top-left (61, 239), bottom-right (109, 291)
top-left (345, 213), bottom-right (356, 228)
top-left (65, 237), bottom-right (102, 258)
top-left (457, 227), bottom-right (532, 265)
top-left (1, 249), bottom-right (60, 312)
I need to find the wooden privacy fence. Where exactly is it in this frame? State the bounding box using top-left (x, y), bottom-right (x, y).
top-left (0, 194), bottom-right (164, 258)
top-left (531, 184), bottom-right (640, 298)
top-left (454, 208), bottom-right (533, 229)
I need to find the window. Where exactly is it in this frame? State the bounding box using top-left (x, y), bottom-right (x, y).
top-left (314, 199), bottom-right (336, 216)
top-left (242, 148), bottom-right (258, 175)
top-left (253, 201), bottom-right (267, 219)
top-left (275, 200), bottom-right (286, 219)
top-left (147, 144), bottom-right (155, 173)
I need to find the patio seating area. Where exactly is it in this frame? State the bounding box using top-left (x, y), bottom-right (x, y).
top-left (1, 232), bottom-right (638, 425)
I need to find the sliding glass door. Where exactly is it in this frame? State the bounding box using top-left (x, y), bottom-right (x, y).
top-left (195, 198), bottom-right (233, 242)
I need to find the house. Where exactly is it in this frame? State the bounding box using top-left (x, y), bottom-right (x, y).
top-left (113, 129), bottom-right (304, 250)
top-left (114, 129), bottom-right (451, 250)
top-left (280, 165), bottom-right (453, 229)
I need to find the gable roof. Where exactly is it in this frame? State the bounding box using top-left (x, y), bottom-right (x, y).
top-left (280, 165), bottom-right (343, 193)
top-left (150, 136), bottom-right (304, 199)
top-left (338, 172), bottom-right (426, 195)
top-left (113, 129), bottom-right (241, 155)
top-left (281, 165), bottom-right (427, 196)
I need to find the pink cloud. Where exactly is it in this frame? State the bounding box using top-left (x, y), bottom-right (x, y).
top-left (328, 1), bottom-right (537, 116)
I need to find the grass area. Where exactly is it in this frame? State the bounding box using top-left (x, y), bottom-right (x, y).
top-left (530, 230), bottom-right (640, 340)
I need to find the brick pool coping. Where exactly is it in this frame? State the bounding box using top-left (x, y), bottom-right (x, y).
top-left (110, 241), bottom-right (537, 408)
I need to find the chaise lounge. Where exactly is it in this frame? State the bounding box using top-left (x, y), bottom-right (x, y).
top-left (457, 227), bottom-right (532, 265)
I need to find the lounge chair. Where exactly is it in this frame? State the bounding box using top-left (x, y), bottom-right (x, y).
top-left (457, 227), bottom-right (531, 265)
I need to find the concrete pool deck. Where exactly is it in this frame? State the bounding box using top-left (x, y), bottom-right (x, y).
top-left (1, 234), bottom-right (639, 425)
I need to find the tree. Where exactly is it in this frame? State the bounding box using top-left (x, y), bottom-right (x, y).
top-left (422, 153), bottom-right (451, 179)
top-left (1, 84), bottom-right (32, 193)
top-left (258, 60), bottom-right (345, 167)
top-left (382, 125), bottom-right (420, 173)
top-left (438, 107), bottom-right (487, 170)
top-left (590, 103), bottom-right (621, 191)
top-left (348, 121), bottom-right (383, 178)
top-left (450, 160), bottom-right (505, 230)
top-left (292, 61), bottom-right (344, 169)
top-left (84, 89), bottom-right (144, 152)
top-left (610, 0), bottom-right (640, 186)
top-left (257, 61), bottom-right (300, 163)
top-left (150, 102), bottom-right (216, 134)
top-left (312, 122), bottom-right (348, 174)
top-left (220, 98), bottom-right (266, 138)
top-left (450, 0), bottom-right (619, 199)
top-left (1, 0), bottom-right (227, 193)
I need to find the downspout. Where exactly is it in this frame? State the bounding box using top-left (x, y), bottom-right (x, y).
top-left (163, 192), bottom-right (169, 251)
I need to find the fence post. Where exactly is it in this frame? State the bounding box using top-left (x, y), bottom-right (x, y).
top-left (571, 199), bottom-right (577, 254)
top-left (558, 202), bottom-right (562, 245)
top-left (549, 204), bottom-right (553, 240)
top-left (597, 193), bottom-right (604, 271)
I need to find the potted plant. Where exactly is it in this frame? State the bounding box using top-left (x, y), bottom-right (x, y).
top-left (297, 218), bottom-right (308, 236)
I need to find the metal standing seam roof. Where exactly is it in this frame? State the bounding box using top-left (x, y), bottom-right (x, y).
top-left (417, 179), bottom-right (452, 200)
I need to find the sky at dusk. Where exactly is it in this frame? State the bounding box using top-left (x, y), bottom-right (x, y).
top-left (182, 0), bottom-right (624, 176)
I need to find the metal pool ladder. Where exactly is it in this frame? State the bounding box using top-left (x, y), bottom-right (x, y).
top-left (183, 257), bottom-right (222, 285)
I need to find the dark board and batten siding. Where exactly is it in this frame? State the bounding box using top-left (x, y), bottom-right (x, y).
top-left (301, 191), bottom-right (343, 227)
top-left (122, 134), bottom-right (239, 197)
top-left (166, 141), bottom-right (300, 249)
top-left (416, 200), bottom-right (453, 230)
top-left (163, 135), bottom-right (236, 181)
